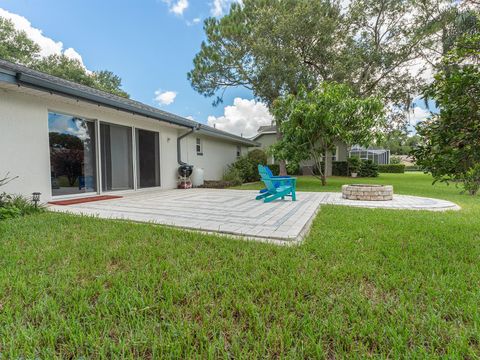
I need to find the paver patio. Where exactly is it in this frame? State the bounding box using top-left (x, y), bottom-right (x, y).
top-left (49, 189), bottom-right (459, 245)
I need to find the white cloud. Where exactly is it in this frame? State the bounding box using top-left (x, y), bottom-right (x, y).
top-left (409, 106), bottom-right (430, 125)
top-left (63, 48), bottom-right (84, 64)
top-left (0, 8), bottom-right (86, 67)
top-left (210, 0), bottom-right (242, 17)
top-left (162, 0), bottom-right (189, 15)
top-left (185, 115), bottom-right (195, 120)
top-left (154, 90), bottom-right (177, 106)
top-left (186, 17), bottom-right (201, 26)
top-left (207, 97), bottom-right (272, 137)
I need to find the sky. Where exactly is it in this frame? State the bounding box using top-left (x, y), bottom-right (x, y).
top-left (0, 0), bottom-right (430, 137)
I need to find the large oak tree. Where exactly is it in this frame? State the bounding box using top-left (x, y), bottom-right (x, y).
top-left (188, 0), bottom-right (460, 174)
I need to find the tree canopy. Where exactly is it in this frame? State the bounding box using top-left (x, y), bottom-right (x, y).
top-left (188, 0), bottom-right (461, 121)
top-left (0, 17), bottom-right (39, 64)
top-left (0, 16), bottom-right (129, 98)
top-left (413, 24), bottom-right (480, 194)
top-left (188, 0), bottom-right (343, 107)
top-left (272, 83), bottom-right (385, 185)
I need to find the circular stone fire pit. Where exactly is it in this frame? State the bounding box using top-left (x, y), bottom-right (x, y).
top-left (342, 184), bottom-right (393, 201)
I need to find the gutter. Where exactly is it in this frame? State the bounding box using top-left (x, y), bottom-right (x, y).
top-left (14, 72), bottom-right (196, 129)
top-left (0, 62), bottom-right (261, 147)
top-left (177, 123), bottom-right (201, 165)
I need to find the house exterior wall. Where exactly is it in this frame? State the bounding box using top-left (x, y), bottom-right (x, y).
top-left (180, 133), bottom-right (248, 180)
top-left (250, 133), bottom-right (277, 164)
top-left (0, 86), bottom-right (247, 201)
top-left (252, 131), bottom-right (349, 175)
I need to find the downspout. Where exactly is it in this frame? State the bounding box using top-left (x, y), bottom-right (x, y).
top-left (177, 123), bottom-right (201, 165)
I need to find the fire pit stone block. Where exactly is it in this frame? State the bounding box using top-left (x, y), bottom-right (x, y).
top-left (342, 184), bottom-right (393, 201)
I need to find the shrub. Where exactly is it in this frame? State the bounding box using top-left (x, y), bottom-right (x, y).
top-left (0, 174), bottom-right (45, 220)
top-left (231, 149), bottom-right (268, 183)
top-left (332, 161), bottom-right (348, 176)
top-left (222, 166), bottom-right (243, 186)
top-left (378, 164), bottom-right (405, 173)
top-left (286, 162), bottom-right (301, 175)
top-left (405, 165), bottom-right (421, 172)
top-left (247, 149), bottom-right (267, 166)
top-left (390, 156), bottom-right (402, 165)
top-left (0, 193), bottom-right (44, 220)
top-left (347, 157), bottom-right (361, 173)
top-left (359, 159), bottom-right (379, 177)
top-left (462, 164), bottom-right (480, 196)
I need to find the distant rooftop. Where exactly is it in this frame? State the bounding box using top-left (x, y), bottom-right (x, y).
top-left (257, 125), bottom-right (277, 133)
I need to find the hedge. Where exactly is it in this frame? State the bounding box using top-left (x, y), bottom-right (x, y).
top-left (332, 161), bottom-right (348, 176)
top-left (378, 164), bottom-right (405, 173)
top-left (405, 165), bottom-right (421, 172)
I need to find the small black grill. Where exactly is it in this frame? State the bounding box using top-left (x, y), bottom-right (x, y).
top-left (178, 164), bottom-right (193, 178)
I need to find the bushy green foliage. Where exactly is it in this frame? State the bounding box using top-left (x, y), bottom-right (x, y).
top-left (286, 162), bottom-right (301, 175)
top-left (273, 83), bottom-right (384, 185)
top-left (0, 173), bottom-right (44, 220)
top-left (332, 161), bottom-right (348, 176)
top-left (230, 149), bottom-right (268, 183)
top-left (378, 164), bottom-right (406, 173)
top-left (405, 166), bottom-right (421, 172)
top-left (0, 193), bottom-right (44, 220)
top-left (461, 164), bottom-right (480, 196)
top-left (359, 160), bottom-right (379, 177)
top-left (347, 157), bottom-right (361, 173)
top-left (413, 29), bottom-right (480, 194)
top-left (0, 16), bottom-right (130, 98)
top-left (0, 17), bottom-right (40, 64)
top-left (390, 156), bottom-right (402, 165)
top-left (222, 167), bottom-right (242, 186)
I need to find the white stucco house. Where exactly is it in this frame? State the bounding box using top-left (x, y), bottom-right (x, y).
top-left (252, 125), bottom-right (349, 176)
top-left (0, 59), bottom-right (258, 202)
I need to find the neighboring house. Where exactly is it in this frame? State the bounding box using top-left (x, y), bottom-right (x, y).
top-left (0, 59), bottom-right (258, 201)
top-left (349, 146), bottom-right (390, 165)
top-left (251, 125), bottom-right (349, 176)
top-left (251, 125), bottom-right (277, 164)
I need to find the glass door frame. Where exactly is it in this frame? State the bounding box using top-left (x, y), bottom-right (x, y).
top-left (134, 127), bottom-right (162, 190)
top-left (48, 110), bottom-right (99, 199)
top-left (49, 115), bottom-right (162, 198)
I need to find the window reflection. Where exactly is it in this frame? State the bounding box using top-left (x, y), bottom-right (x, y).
top-left (48, 112), bottom-right (96, 196)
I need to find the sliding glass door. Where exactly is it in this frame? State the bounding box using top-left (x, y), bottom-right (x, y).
top-left (136, 129), bottom-right (160, 188)
top-left (100, 123), bottom-right (133, 191)
top-left (48, 112), bottom-right (97, 196)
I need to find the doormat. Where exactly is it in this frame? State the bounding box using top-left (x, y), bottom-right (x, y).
top-left (49, 195), bottom-right (122, 206)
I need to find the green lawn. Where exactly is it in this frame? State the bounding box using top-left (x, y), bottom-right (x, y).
top-left (1, 173), bottom-right (479, 358)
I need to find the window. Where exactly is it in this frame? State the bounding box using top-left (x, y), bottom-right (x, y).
top-left (196, 138), bottom-right (203, 155)
top-left (48, 112), bottom-right (97, 196)
top-left (332, 146), bottom-right (338, 161)
top-left (236, 145), bottom-right (241, 158)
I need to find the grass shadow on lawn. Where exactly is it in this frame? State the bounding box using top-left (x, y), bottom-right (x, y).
top-left (0, 173), bottom-right (479, 358)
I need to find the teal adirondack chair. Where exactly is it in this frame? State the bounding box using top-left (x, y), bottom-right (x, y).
top-left (256, 165), bottom-right (297, 203)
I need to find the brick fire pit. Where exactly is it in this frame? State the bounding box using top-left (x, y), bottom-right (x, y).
top-left (342, 184), bottom-right (393, 201)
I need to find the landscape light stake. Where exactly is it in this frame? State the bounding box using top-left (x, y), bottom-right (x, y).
top-left (32, 192), bottom-right (41, 208)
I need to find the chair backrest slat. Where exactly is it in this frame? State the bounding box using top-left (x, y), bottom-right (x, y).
top-left (258, 165), bottom-right (278, 193)
top-left (261, 176), bottom-right (277, 192)
top-left (265, 166), bottom-right (274, 177)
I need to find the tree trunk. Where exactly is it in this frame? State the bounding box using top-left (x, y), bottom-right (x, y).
top-left (276, 128), bottom-right (288, 176)
top-left (322, 145), bottom-right (329, 186)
